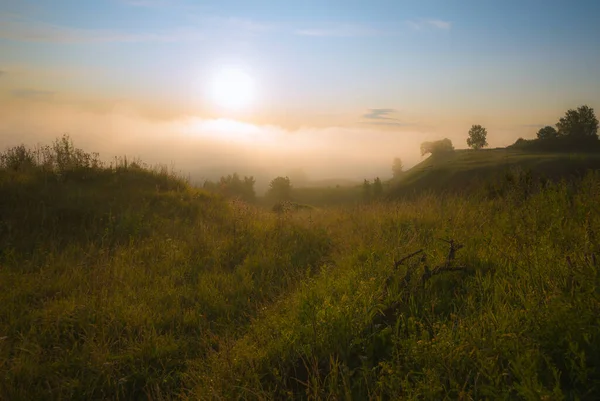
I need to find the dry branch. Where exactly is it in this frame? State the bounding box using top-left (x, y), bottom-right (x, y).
top-left (393, 249), bottom-right (424, 270)
top-left (380, 239), bottom-right (470, 325)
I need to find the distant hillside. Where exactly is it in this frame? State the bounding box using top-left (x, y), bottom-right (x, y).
top-left (389, 148), bottom-right (600, 198)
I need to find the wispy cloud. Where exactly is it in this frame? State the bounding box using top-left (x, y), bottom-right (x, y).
top-left (407, 19), bottom-right (452, 31)
top-left (0, 70), bottom-right (5, 77)
top-left (427, 19), bottom-right (452, 29)
top-left (0, 15), bottom-right (204, 43)
top-left (360, 108), bottom-right (414, 127)
top-left (363, 121), bottom-right (414, 127)
top-left (363, 108), bottom-right (398, 121)
top-left (207, 17), bottom-right (273, 33)
top-left (11, 89), bottom-right (56, 100)
top-left (295, 24), bottom-right (383, 37)
top-left (120, 0), bottom-right (168, 7)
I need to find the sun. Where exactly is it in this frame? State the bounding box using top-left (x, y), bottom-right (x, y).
top-left (209, 68), bottom-right (255, 110)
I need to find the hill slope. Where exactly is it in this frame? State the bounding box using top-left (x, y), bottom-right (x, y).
top-left (390, 148), bottom-right (600, 197)
top-left (0, 159), bottom-right (333, 400)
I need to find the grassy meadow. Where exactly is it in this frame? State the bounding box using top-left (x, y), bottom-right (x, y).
top-left (390, 148), bottom-right (600, 198)
top-left (1, 138), bottom-right (600, 400)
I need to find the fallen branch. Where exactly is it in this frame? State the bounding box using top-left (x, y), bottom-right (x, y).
top-left (374, 240), bottom-right (469, 330)
top-left (437, 238), bottom-right (464, 268)
top-left (422, 265), bottom-right (469, 286)
top-left (393, 249), bottom-right (424, 270)
top-left (385, 240), bottom-right (469, 311)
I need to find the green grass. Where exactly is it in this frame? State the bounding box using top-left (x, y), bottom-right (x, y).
top-left (0, 160), bottom-right (332, 400)
top-left (391, 148), bottom-right (600, 198)
top-left (191, 174), bottom-right (600, 400)
top-left (2, 140), bottom-right (600, 400)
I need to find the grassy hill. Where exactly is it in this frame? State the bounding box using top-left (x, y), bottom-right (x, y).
top-left (0, 139), bottom-right (333, 400)
top-left (390, 148), bottom-right (600, 198)
top-left (2, 138), bottom-right (600, 400)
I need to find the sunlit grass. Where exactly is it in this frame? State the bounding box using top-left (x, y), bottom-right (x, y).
top-left (1, 138), bottom-right (600, 400)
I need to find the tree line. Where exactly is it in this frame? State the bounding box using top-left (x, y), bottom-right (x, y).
top-left (393, 105), bottom-right (599, 165)
top-left (203, 174), bottom-right (293, 203)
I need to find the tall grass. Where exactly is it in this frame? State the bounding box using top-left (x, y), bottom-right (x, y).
top-left (1, 138), bottom-right (600, 400)
top-left (190, 173), bottom-right (600, 400)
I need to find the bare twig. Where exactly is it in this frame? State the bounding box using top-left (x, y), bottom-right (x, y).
top-left (438, 238), bottom-right (464, 267)
top-left (375, 239), bottom-right (470, 330)
top-left (393, 249), bottom-right (424, 270)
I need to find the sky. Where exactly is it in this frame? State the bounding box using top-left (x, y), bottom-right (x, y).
top-left (1, 0), bottom-right (600, 184)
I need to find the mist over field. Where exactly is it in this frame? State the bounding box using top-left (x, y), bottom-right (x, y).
top-left (0, 104), bottom-right (435, 191)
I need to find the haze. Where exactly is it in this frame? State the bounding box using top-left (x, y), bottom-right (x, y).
top-left (1, 0), bottom-right (600, 189)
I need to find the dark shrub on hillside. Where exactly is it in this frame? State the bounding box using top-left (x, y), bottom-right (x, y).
top-left (509, 135), bottom-right (600, 152)
top-left (420, 138), bottom-right (454, 156)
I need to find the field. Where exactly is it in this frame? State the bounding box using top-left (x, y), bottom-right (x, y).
top-left (1, 140), bottom-right (600, 400)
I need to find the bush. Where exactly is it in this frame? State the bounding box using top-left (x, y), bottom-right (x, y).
top-left (421, 138), bottom-right (454, 156)
top-left (508, 135), bottom-right (600, 152)
top-left (0, 145), bottom-right (36, 171)
top-left (0, 135), bottom-right (102, 175)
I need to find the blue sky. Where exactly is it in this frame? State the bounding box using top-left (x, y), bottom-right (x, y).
top-left (1, 0), bottom-right (600, 153)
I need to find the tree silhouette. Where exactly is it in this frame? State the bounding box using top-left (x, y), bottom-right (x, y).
top-left (203, 173), bottom-right (256, 202)
top-left (362, 179), bottom-right (372, 203)
top-left (466, 125), bottom-right (488, 150)
top-left (266, 176), bottom-right (292, 201)
top-left (556, 105), bottom-right (599, 138)
top-left (536, 126), bottom-right (558, 140)
top-left (373, 177), bottom-right (383, 199)
top-left (392, 157), bottom-right (404, 178)
top-left (421, 139), bottom-right (454, 156)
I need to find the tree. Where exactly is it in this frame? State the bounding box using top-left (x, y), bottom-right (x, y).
top-left (392, 157), bottom-right (404, 178)
top-left (204, 173), bottom-right (256, 202)
top-left (0, 144), bottom-right (36, 171)
top-left (466, 125), bottom-right (488, 150)
top-left (421, 138), bottom-right (454, 156)
top-left (242, 176), bottom-right (256, 201)
top-left (536, 126), bottom-right (558, 140)
top-left (372, 177), bottom-right (383, 199)
top-left (362, 179), bottom-right (372, 203)
top-left (556, 105), bottom-right (599, 138)
top-left (266, 176), bottom-right (292, 201)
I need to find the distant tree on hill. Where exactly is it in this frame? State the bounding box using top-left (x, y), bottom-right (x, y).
top-left (203, 173), bottom-right (256, 202)
top-left (242, 176), bottom-right (256, 201)
top-left (362, 179), bottom-right (372, 202)
top-left (467, 125), bottom-right (488, 150)
top-left (536, 126), bottom-right (558, 140)
top-left (373, 177), bottom-right (383, 199)
top-left (392, 157), bottom-right (404, 178)
top-left (266, 176), bottom-right (292, 201)
top-left (556, 105), bottom-right (599, 138)
top-left (421, 138), bottom-right (454, 156)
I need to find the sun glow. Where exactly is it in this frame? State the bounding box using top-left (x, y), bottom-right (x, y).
top-left (209, 68), bottom-right (255, 110)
